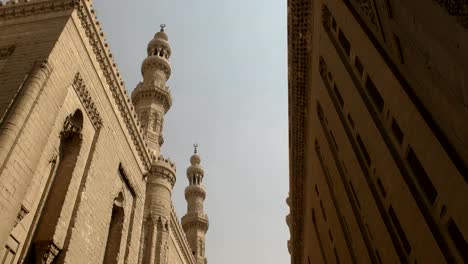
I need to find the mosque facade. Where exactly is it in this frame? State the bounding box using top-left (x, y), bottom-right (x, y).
top-left (0, 0), bottom-right (208, 263)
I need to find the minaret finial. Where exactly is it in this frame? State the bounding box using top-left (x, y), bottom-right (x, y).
top-left (160, 24), bottom-right (166, 32)
top-left (193, 143), bottom-right (198, 154)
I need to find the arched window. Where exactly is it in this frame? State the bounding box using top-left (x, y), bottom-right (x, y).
top-left (26, 110), bottom-right (84, 262)
top-left (103, 192), bottom-right (125, 264)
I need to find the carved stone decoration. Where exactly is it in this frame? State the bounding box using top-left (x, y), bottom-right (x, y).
top-left (74, 0), bottom-right (151, 170)
top-left (0, 45), bottom-right (15, 59)
top-left (40, 241), bottom-right (60, 264)
top-left (356, 0), bottom-right (378, 27)
top-left (321, 5), bottom-right (331, 28)
top-left (433, 0), bottom-right (468, 28)
top-left (14, 205), bottom-right (29, 227)
top-left (72, 73), bottom-right (103, 130)
top-left (288, 0), bottom-right (313, 263)
top-left (60, 114), bottom-right (83, 139)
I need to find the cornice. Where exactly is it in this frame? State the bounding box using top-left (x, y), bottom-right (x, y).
top-left (73, 0), bottom-right (152, 171)
top-left (288, 0), bottom-right (313, 263)
top-left (72, 72), bottom-right (103, 130)
top-left (170, 207), bottom-right (196, 264)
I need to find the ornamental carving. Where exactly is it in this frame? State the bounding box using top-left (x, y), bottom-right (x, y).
top-left (14, 204), bottom-right (29, 227)
top-left (74, 0), bottom-right (151, 170)
top-left (0, 45), bottom-right (15, 59)
top-left (40, 241), bottom-right (60, 264)
top-left (434, 0), bottom-right (468, 28)
top-left (355, 0), bottom-right (378, 27)
top-left (72, 73), bottom-right (103, 129)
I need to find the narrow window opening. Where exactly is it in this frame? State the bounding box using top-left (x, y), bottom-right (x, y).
top-left (376, 250), bottom-right (383, 264)
top-left (315, 185), bottom-right (319, 196)
top-left (329, 230), bottom-right (333, 242)
top-left (377, 178), bottom-right (387, 197)
top-left (338, 30), bottom-right (351, 56)
top-left (385, 0), bottom-right (394, 18)
top-left (330, 131), bottom-right (339, 151)
top-left (393, 34), bottom-right (404, 64)
top-left (333, 84), bottom-right (344, 107)
top-left (388, 206), bottom-right (412, 254)
top-left (448, 218), bottom-right (468, 261)
top-left (406, 148), bottom-right (437, 204)
top-left (356, 134), bottom-right (372, 166)
top-left (349, 181), bottom-right (361, 209)
top-left (391, 119), bottom-right (404, 145)
top-left (332, 18), bottom-right (337, 31)
top-left (354, 56), bottom-right (364, 76)
top-left (334, 247), bottom-right (340, 264)
top-left (103, 193), bottom-right (125, 264)
top-left (365, 77), bottom-right (384, 113)
top-left (347, 114), bottom-right (355, 128)
top-left (320, 200), bottom-right (327, 221)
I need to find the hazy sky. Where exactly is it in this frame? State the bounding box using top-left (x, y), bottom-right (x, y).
top-left (94, 1), bottom-right (289, 263)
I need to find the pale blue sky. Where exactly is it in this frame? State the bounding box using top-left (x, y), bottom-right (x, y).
top-left (94, 1), bottom-right (289, 263)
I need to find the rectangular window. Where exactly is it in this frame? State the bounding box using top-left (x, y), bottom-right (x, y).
top-left (406, 147), bottom-right (437, 204)
top-left (356, 134), bottom-right (372, 166)
top-left (393, 33), bottom-right (404, 64)
top-left (338, 30), bottom-right (351, 56)
top-left (349, 181), bottom-right (361, 209)
top-left (329, 229), bottom-right (333, 242)
top-left (388, 206), bottom-right (412, 254)
top-left (377, 178), bottom-right (387, 197)
top-left (354, 56), bottom-right (364, 76)
top-left (347, 114), bottom-right (355, 128)
top-left (320, 200), bottom-right (327, 221)
top-left (391, 119), bottom-right (404, 144)
top-left (365, 77), bottom-right (385, 113)
top-left (332, 17), bottom-right (337, 31)
top-left (333, 84), bottom-right (344, 107)
top-left (315, 185), bottom-right (319, 196)
top-left (448, 218), bottom-right (468, 261)
top-left (385, 0), bottom-right (394, 18)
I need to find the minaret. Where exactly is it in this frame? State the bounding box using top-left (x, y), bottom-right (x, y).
top-left (132, 25), bottom-right (176, 264)
top-left (182, 144), bottom-right (209, 264)
top-left (132, 24), bottom-right (172, 157)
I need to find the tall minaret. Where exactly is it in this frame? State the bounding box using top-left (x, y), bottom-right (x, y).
top-left (182, 145), bottom-right (209, 264)
top-left (132, 24), bottom-right (172, 157)
top-left (132, 25), bottom-right (176, 264)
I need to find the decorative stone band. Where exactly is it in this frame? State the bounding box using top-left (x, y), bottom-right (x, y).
top-left (184, 185), bottom-right (206, 200)
top-left (433, 0), bottom-right (468, 29)
top-left (14, 204), bottom-right (29, 227)
top-left (181, 213), bottom-right (209, 233)
top-left (150, 156), bottom-right (176, 188)
top-left (141, 55), bottom-right (172, 80)
top-left (72, 73), bottom-right (103, 129)
top-left (131, 85), bottom-right (172, 114)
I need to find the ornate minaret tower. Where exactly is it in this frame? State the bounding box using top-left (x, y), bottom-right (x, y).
top-left (182, 145), bottom-right (209, 264)
top-left (132, 25), bottom-right (176, 264)
top-left (132, 24), bottom-right (172, 157)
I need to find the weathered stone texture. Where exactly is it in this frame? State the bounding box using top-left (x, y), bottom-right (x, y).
top-left (0, 1), bottom-right (201, 263)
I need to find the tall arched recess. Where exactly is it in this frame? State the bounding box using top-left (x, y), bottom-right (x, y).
top-left (25, 109), bottom-right (84, 263)
top-left (103, 192), bottom-right (125, 264)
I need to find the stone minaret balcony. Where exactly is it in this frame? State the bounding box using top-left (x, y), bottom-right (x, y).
top-left (182, 145), bottom-right (209, 264)
top-left (131, 24), bottom-right (172, 157)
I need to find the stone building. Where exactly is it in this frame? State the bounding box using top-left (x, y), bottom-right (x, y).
top-left (0, 0), bottom-right (208, 263)
top-left (287, 0), bottom-right (467, 264)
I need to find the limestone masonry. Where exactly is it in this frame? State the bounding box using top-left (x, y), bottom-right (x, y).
top-left (0, 0), bottom-right (208, 263)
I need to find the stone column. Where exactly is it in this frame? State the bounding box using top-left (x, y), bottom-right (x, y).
top-left (0, 60), bottom-right (53, 248)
